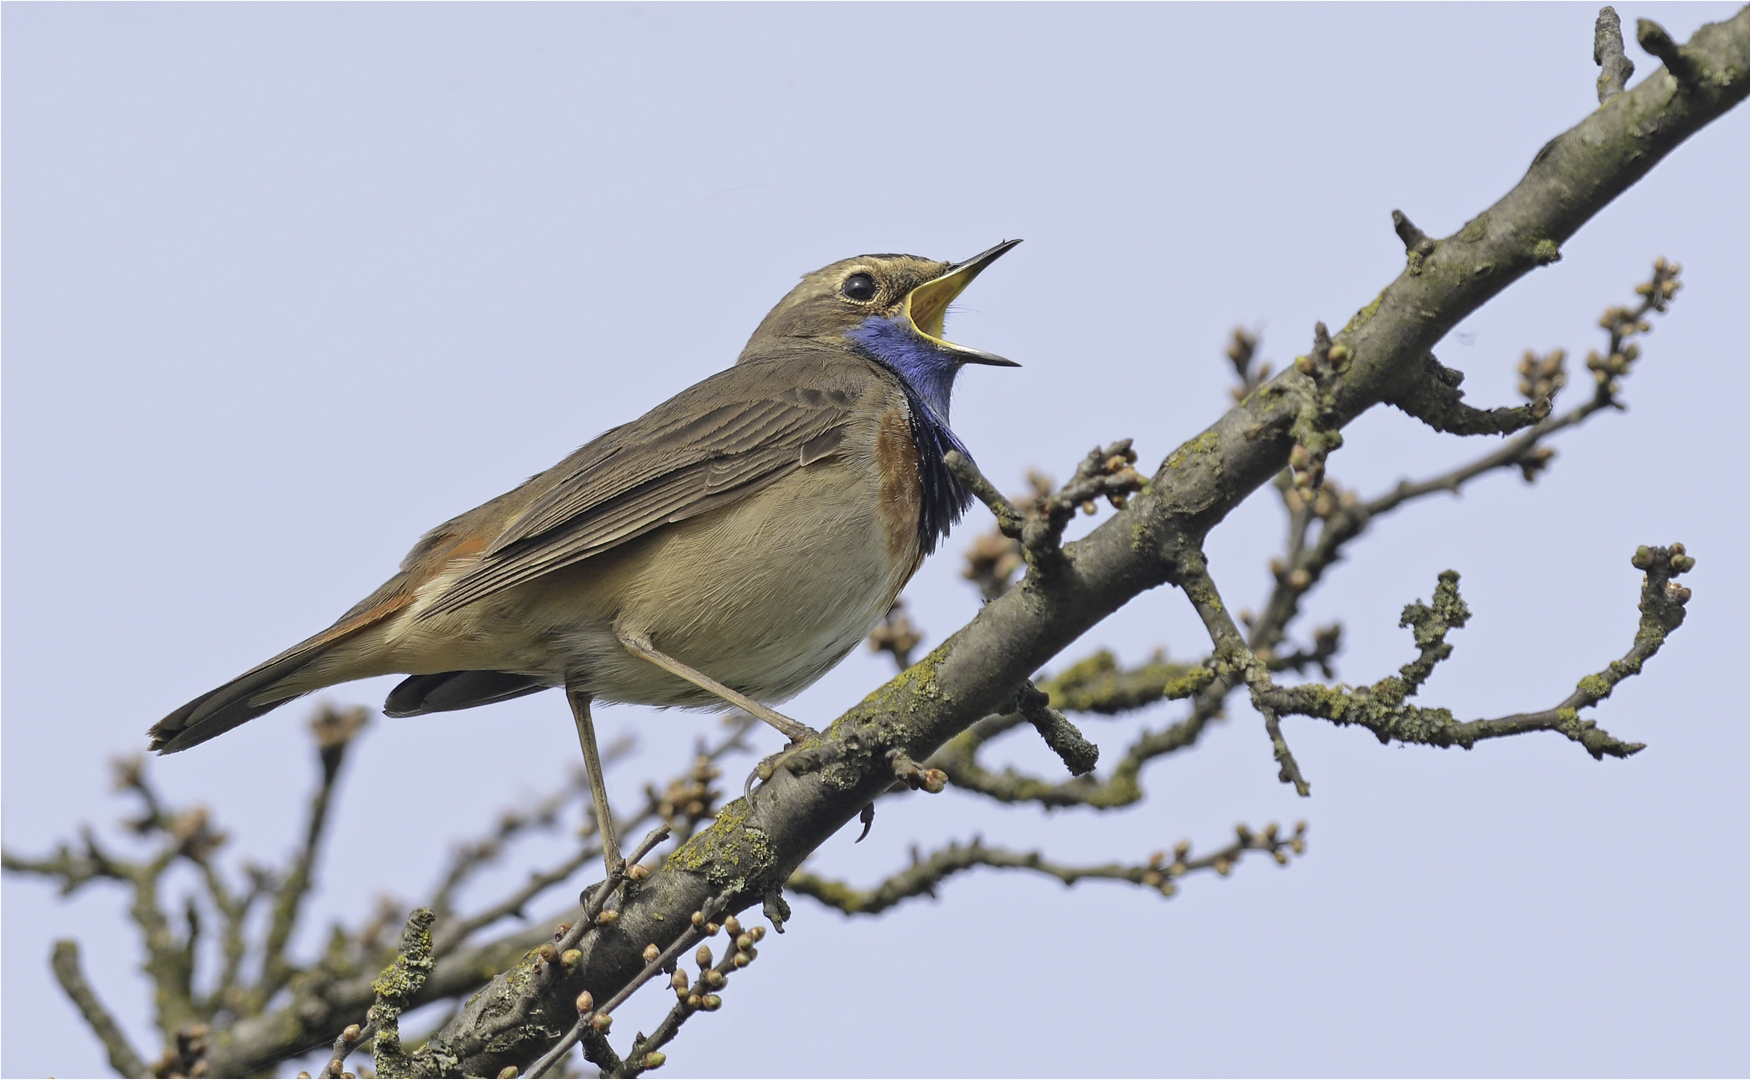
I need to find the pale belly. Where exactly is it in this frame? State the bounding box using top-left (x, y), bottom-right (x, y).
top-left (371, 457), bottom-right (923, 709)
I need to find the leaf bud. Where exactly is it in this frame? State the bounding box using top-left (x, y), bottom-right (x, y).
top-left (575, 990), bottom-right (594, 1014)
top-left (735, 933), bottom-right (754, 951)
top-left (498, 1069), bottom-right (520, 1080)
top-left (686, 993), bottom-right (702, 1009)
top-left (701, 994), bottom-right (723, 1012)
top-left (733, 951), bottom-right (751, 968)
top-left (749, 926), bottom-right (767, 943)
top-left (672, 970), bottom-right (690, 992)
top-left (696, 945), bottom-right (713, 969)
top-left (628, 863), bottom-right (650, 882)
top-left (705, 968), bottom-right (727, 990)
top-left (921, 769), bottom-right (948, 794)
top-left (1173, 839), bottom-right (1191, 859)
top-left (561, 949), bottom-right (582, 969)
top-left (643, 1052), bottom-right (667, 1070)
top-left (595, 909), bottom-right (619, 927)
top-left (723, 915), bottom-right (742, 937)
top-left (642, 943), bottom-right (661, 964)
top-left (705, 922), bottom-right (721, 936)
top-left (342, 1025), bottom-right (362, 1044)
top-left (590, 1012), bottom-right (613, 1033)
top-left (690, 911), bottom-right (705, 928)
top-left (538, 943), bottom-right (560, 964)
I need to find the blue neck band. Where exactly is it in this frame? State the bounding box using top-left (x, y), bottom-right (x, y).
top-left (845, 316), bottom-right (975, 553)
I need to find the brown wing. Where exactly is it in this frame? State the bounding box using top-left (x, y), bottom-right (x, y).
top-left (416, 353), bottom-right (876, 620)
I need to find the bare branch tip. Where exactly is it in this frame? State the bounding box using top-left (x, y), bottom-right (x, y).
top-left (1636, 17), bottom-right (1698, 82)
top-left (1391, 209), bottom-right (1432, 253)
top-left (1594, 7), bottom-right (1636, 103)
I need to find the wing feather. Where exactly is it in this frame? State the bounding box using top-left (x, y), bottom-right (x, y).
top-left (417, 356), bottom-right (873, 620)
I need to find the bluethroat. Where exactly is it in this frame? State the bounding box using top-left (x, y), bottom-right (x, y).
top-left (150, 240), bottom-right (1021, 876)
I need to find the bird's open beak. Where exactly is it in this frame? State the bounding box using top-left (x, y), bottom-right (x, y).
top-left (905, 239), bottom-right (1022, 366)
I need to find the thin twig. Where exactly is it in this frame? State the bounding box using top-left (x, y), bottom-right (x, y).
top-left (1595, 6), bottom-right (1636, 103)
top-left (51, 940), bottom-right (149, 1079)
top-left (789, 827), bottom-right (1306, 916)
top-left (527, 891), bottom-right (730, 1078)
top-left (261, 706), bottom-right (367, 1001)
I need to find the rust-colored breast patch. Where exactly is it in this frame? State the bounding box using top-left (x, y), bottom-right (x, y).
top-left (874, 405), bottom-right (924, 566)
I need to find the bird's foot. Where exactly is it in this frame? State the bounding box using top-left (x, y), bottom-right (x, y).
top-left (741, 731), bottom-right (828, 799)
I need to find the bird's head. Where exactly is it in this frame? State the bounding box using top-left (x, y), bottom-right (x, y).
top-left (739, 240), bottom-right (1021, 417)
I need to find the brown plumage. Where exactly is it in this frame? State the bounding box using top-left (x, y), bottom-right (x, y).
top-left (149, 242), bottom-right (1019, 758)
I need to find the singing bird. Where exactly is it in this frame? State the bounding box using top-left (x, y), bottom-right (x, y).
top-left (150, 240), bottom-right (1020, 874)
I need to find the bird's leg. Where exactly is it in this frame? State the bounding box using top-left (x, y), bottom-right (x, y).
top-left (567, 688), bottom-right (625, 879)
top-left (616, 631), bottom-right (819, 744)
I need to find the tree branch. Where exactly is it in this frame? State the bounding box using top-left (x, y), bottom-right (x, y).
top-left (788, 825), bottom-right (1307, 916)
top-left (51, 940), bottom-right (149, 1079)
top-left (399, 25), bottom-right (1745, 1052)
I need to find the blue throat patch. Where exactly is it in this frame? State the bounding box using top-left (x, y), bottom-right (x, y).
top-left (845, 317), bottom-right (976, 553)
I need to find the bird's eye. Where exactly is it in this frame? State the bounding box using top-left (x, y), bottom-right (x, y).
top-left (841, 273), bottom-right (878, 302)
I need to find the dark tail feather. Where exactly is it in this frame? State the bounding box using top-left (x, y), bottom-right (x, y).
top-left (384, 670), bottom-right (549, 717)
top-left (149, 593), bottom-right (413, 754)
top-left (149, 649), bottom-right (323, 753)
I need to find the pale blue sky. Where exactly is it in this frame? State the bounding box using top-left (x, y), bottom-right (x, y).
top-left (5, 5), bottom-right (1746, 1077)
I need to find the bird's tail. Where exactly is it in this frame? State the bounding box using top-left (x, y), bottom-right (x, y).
top-left (148, 594), bottom-right (412, 754)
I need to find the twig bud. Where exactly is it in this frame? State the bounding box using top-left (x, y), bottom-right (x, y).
top-left (705, 969), bottom-right (727, 989)
top-left (575, 990), bottom-right (594, 1014)
top-left (701, 994), bottom-right (723, 1012)
top-left (723, 916), bottom-right (742, 936)
top-left (642, 943), bottom-right (661, 964)
top-left (643, 1052), bottom-right (667, 1070)
top-left (696, 945), bottom-right (713, 969)
top-left (590, 1012), bottom-right (613, 1033)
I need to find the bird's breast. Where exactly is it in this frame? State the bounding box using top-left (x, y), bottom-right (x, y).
top-left (873, 401), bottom-right (928, 570)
